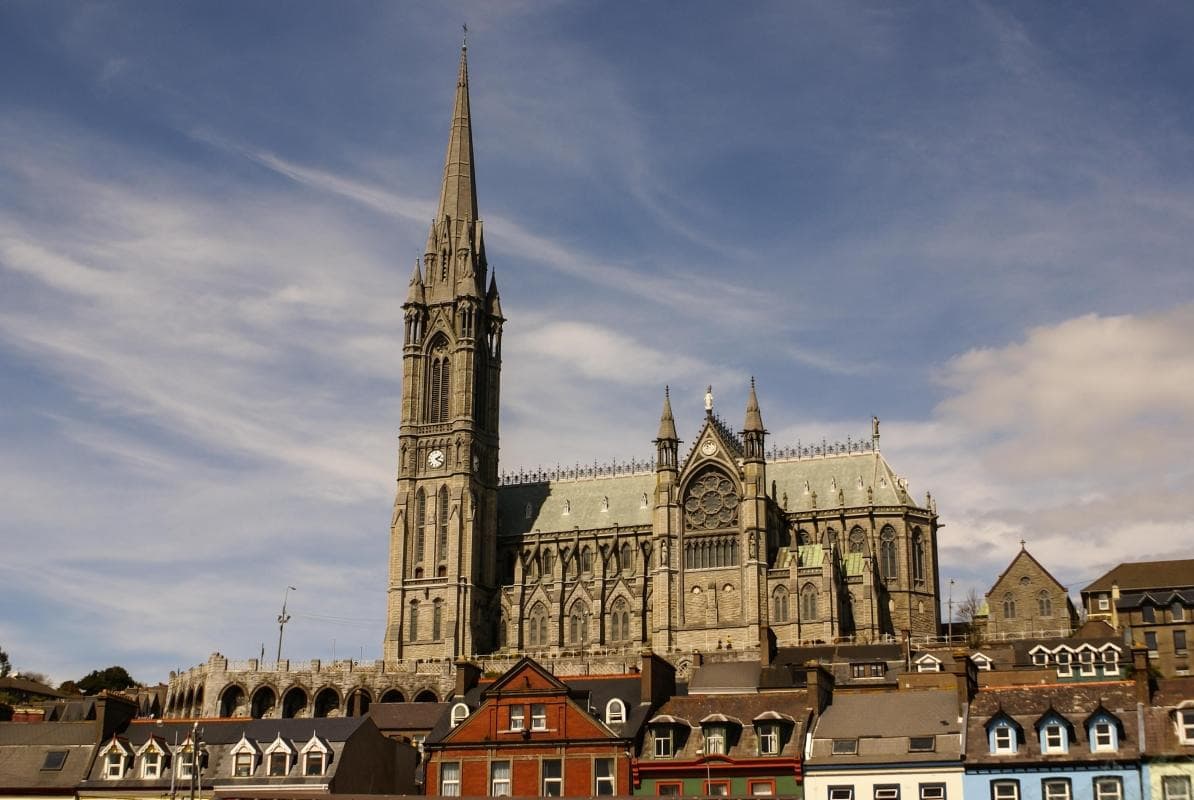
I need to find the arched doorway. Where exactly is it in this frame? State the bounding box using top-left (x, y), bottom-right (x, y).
top-left (379, 689), bottom-right (405, 703)
top-left (250, 686), bottom-right (277, 719)
top-left (346, 688), bottom-right (372, 717)
top-left (218, 685), bottom-right (245, 718)
top-left (313, 687), bottom-right (340, 718)
top-left (281, 687), bottom-right (308, 719)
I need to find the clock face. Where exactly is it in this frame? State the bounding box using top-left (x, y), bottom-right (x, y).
top-left (427, 449), bottom-right (445, 469)
top-left (700, 440), bottom-right (717, 457)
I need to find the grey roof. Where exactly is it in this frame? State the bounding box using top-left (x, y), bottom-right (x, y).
top-left (370, 702), bottom-right (448, 732)
top-left (689, 661), bottom-right (762, 694)
top-left (498, 473), bottom-right (654, 536)
top-left (808, 690), bottom-right (963, 766)
top-left (814, 691), bottom-right (962, 739)
top-left (0, 721), bottom-right (100, 790)
top-left (498, 449), bottom-right (924, 538)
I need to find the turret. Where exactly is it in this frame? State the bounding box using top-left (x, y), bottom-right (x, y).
top-left (403, 260), bottom-right (425, 347)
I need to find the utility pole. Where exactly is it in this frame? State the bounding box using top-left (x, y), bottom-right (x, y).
top-left (276, 586), bottom-right (296, 664)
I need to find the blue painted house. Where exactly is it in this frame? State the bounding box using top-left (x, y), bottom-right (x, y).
top-left (964, 667), bottom-right (1147, 800)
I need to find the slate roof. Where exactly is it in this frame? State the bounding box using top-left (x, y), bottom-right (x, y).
top-left (1145, 677), bottom-right (1194, 757)
top-left (807, 690), bottom-right (963, 766)
top-left (1083, 560), bottom-right (1194, 593)
top-left (497, 451), bottom-right (925, 537)
top-left (74, 716), bottom-right (386, 794)
top-left (1008, 636), bottom-right (1124, 667)
top-left (1117, 589), bottom-right (1194, 609)
top-left (370, 702), bottom-right (448, 733)
top-left (0, 676), bottom-right (72, 700)
top-left (773, 643), bottom-right (906, 686)
top-left (0, 720), bottom-right (99, 791)
top-left (689, 662), bottom-right (762, 694)
top-left (965, 681), bottom-right (1140, 764)
top-left (644, 690), bottom-right (814, 761)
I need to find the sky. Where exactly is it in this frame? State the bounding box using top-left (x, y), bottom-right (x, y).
top-left (3, 1), bottom-right (1194, 687)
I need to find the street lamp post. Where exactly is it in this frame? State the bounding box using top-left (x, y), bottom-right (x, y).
top-left (948, 579), bottom-right (955, 643)
top-left (276, 586), bottom-right (296, 664)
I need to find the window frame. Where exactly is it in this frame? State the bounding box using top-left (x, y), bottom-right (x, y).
top-left (508, 704), bottom-right (526, 731)
top-left (1163, 775), bottom-right (1192, 800)
top-left (654, 727), bottom-right (674, 758)
top-left (1178, 709), bottom-right (1194, 743)
top-left (540, 758), bottom-right (562, 797)
top-left (704, 779), bottom-right (731, 797)
top-left (267, 750), bottom-right (289, 777)
top-left (1093, 777), bottom-right (1123, 800)
top-left (233, 751), bottom-right (254, 778)
top-left (104, 752), bottom-right (125, 780)
top-left (909, 736), bottom-right (936, 753)
top-left (920, 784), bottom-right (946, 800)
top-left (303, 752), bottom-right (324, 777)
top-left (1040, 720), bottom-right (1068, 754)
top-left (450, 702), bottom-right (469, 728)
top-left (748, 778), bottom-right (776, 796)
top-left (1176, 629), bottom-right (1188, 655)
top-left (1146, 631), bottom-right (1159, 653)
top-left (593, 757), bottom-right (616, 796)
top-left (992, 780), bottom-right (1020, 800)
top-left (832, 738), bottom-right (859, 755)
top-left (440, 761), bottom-right (461, 797)
top-left (140, 750), bottom-right (162, 779)
top-left (41, 751), bottom-right (68, 772)
top-left (874, 786), bottom-right (900, 800)
top-left (606, 698), bottom-right (626, 725)
top-left (1089, 716), bottom-right (1118, 753)
top-left (656, 781), bottom-right (682, 796)
top-left (991, 721), bottom-right (1018, 755)
top-left (1042, 779), bottom-right (1072, 800)
top-left (829, 786), bottom-right (855, 800)
top-left (1142, 605), bottom-right (1157, 623)
top-left (489, 759), bottom-right (512, 797)
top-left (531, 703), bottom-right (547, 730)
top-left (758, 723), bottom-right (780, 755)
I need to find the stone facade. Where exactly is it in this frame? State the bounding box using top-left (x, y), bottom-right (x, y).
top-left (984, 546), bottom-right (1079, 640)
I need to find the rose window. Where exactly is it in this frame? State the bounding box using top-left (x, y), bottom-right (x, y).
top-left (684, 472), bottom-right (738, 531)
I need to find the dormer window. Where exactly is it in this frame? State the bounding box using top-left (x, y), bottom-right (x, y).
top-left (299, 733), bottom-right (331, 777)
top-left (1142, 604), bottom-right (1157, 623)
top-left (1038, 714), bottom-right (1069, 754)
top-left (233, 752), bottom-right (254, 777)
top-left (450, 702), bottom-right (469, 728)
top-left (988, 718), bottom-right (1019, 755)
top-left (140, 749), bottom-right (162, 779)
top-left (1177, 709), bottom-right (1194, 743)
top-left (104, 752), bottom-right (126, 780)
top-left (757, 724), bottom-right (779, 755)
top-left (605, 698), bottom-right (626, 725)
top-left (264, 734), bottom-right (294, 777)
top-left (230, 735), bottom-right (260, 777)
top-left (915, 655), bottom-right (942, 673)
top-left (1031, 648), bottom-right (1050, 667)
top-left (704, 725), bottom-right (727, 755)
top-left (1055, 650), bottom-right (1073, 677)
top-left (971, 654), bottom-right (993, 671)
top-left (654, 728), bottom-right (674, 758)
top-left (1088, 712), bottom-right (1119, 752)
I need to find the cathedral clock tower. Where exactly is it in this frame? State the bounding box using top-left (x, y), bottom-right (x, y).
top-left (383, 44), bottom-right (503, 661)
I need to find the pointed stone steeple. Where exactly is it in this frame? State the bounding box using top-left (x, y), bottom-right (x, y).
top-left (742, 378), bottom-right (766, 462)
top-left (405, 260), bottom-right (425, 305)
top-left (436, 45), bottom-right (479, 225)
top-left (486, 271), bottom-right (503, 319)
top-left (657, 386), bottom-right (678, 441)
top-left (743, 377), bottom-right (764, 433)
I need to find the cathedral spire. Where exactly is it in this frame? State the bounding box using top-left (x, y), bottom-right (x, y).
top-left (436, 44), bottom-right (479, 225)
top-left (405, 259), bottom-right (425, 305)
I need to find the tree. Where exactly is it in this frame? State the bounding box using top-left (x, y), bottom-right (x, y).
top-left (14, 671), bottom-right (50, 686)
top-left (77, 666), bottom-right (137, 694)
top-left (957, 588), bottom-right (985, 646)
top-left (57, 680), bottom-right (82, 695)
top-left (0, 646), bottom-right (10, 678)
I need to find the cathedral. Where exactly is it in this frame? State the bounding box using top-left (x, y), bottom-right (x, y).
top-left (161, 44), bottom-right (944, 720)
top-left (382, 45), bottom-right (942, 665)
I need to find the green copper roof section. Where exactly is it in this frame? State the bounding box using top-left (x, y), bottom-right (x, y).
top-left (797, 543), bottom-right (824, 567)
top-left (768, 450), bottom-right (921, 512)
top-left (843, 551), bottom-right (866, 577)
top-left (497, 472), bottom-right (654, 536)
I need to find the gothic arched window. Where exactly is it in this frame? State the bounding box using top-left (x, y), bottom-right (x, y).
top-left (912, 529), bottom-right (926, 583)
top-left (425, 337), bottom-right (451, 423)
top-left (569, 604), bottom-right (589, 645)
top-left (432, 600), bottom-right (443, 640)
top-left (542, 549), bottom-right (553, 577)
top-left (879, 526), bottom-right (898, 580)
top-left (414, 490), bottom-right (426, 563)
top-left (773, 586), bottom-right (790, 622)
top-left (528, 602), bottom-right (548, 647)
top-left (610, 599), bottom-right (629, 641)
top-left (408, 601), bottom-right (419, 642)
top-left (1003, 593), bottom-right (1017, 619)
top-left (1038, 591), bottom-right (1053, 617)
top-left (581, 546), bottom-right (593, 574)
top-left (621, 543), bottom-right (633, 574)
top-left (800, 583), bottom-right (818, 621)
top-left (683, 469), bottom-right (739, 531)
top-left (437, 486), bottom-right (449, 561)
top-left (848, 526), bottom-right (867, 554)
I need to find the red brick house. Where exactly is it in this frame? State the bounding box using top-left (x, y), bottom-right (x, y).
top-left (423, 656), bottom-right (666, 796)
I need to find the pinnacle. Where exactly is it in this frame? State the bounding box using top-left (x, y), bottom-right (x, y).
top-left (657, 385), bottom-right (678, 441)
top-left (743, 377), bottom-right (764, 433)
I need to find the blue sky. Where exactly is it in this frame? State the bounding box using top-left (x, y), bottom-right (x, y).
top-left (3, 1), bottom-right (1194, 686)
